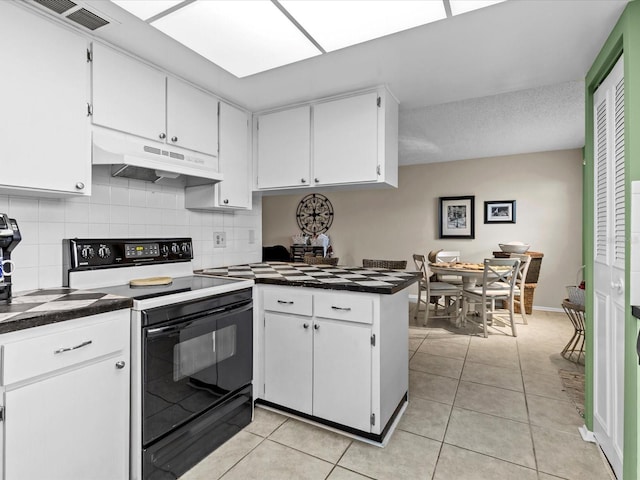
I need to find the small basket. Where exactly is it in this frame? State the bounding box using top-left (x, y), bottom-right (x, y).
top-left (566, 266), bottom-right (585, 306)
top-left (303, 255), bottom-right (339, 266)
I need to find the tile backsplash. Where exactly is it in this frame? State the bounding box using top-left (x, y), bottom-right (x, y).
top-left (0, 166), bottom-right (262, 292)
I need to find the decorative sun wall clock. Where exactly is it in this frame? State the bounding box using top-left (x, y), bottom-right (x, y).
top-left (296, 193), bottom-right (334, 235)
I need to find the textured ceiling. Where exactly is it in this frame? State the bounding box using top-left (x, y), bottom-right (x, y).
top-left (56, 0), bottom-right (628, 163)
top-left (399, 80), bottom-right (585, 165)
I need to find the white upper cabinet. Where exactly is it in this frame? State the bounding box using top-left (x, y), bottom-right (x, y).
top-left (313, 91), bottom-right (379, 185)
top-left (217, 102), bottom-right (251, 208)
top-left (256, 106), bottom-right (311, 189)
top-left (185, 102), bottom-right (252, 210)
top-left (92, 43), bottom-right (166, 144)
top-left (254, 87), bottom-right (398, 192)
top-left (166, 77), bottom-right (219, 155)
top-left (92, 44), bottom-right (219, 157)
top-left (0, 2), bottom-right (90, 197)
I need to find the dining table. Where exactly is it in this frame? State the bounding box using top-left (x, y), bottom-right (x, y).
top-left (429, 262), bottom-right (489, 289)
top-left (429, 261), bottom-right (516, 328)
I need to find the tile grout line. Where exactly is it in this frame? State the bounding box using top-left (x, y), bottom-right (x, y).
top-left (429, 326), bottom-right (471, 480)
top-left (517, 333), bottom-right (542, 477)
top-left (216, 431), bottom-right (269, 480)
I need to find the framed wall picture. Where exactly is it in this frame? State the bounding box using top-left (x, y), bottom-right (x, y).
top-left (484, 200), bottom-right (516, 224)
top-left (439, 196), bottom-right (475, 239)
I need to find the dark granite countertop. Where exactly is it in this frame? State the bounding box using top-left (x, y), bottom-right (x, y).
top-left (0, 288), bottom-right (133, 335)
top-left (198, 262), bottom-right (420, 294)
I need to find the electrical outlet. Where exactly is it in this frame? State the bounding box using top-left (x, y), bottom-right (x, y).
top-left (214, 232), bottom-right (226, 248)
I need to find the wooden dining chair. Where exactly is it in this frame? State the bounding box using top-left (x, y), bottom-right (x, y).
top-left (511, 253), bottom-right (532, 324)
top-left (461, 258), bottom-right (520, 337)
top-left (412, 254), bottom-right (462, 326)
top-left (434, 250), bottom-right (462, 284)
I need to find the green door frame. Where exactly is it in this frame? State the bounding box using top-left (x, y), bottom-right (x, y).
top-left (584, 2), bottom-right (640, 479)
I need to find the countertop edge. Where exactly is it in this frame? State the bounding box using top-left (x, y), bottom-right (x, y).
top-left (196, 262), bottom-right (420, 294)
top-left (0, 293), bottom-right (133, 335)
top-left (253, 276), bottom-right (419, 293)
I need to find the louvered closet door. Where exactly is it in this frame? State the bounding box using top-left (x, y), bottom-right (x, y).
top-left (593, 55), bottom-right (624, 480)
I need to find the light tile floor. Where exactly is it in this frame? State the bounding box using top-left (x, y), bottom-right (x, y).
top-left (182, 308), bottom-right (614, 480)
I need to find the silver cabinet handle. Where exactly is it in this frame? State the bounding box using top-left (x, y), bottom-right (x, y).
top-left (303, 323), bottom-right (309, 329)
top-left (75, 182), bottom-right (85, 190)
top-left (277, 300), bottom-right (294, 304)
top-left (301, 178), bottom-right (307, 183)
top-left (159, 133), bottom-right (166, 139)
top-left (314, 324), bottom-right (320, 330)
top-left (331, 306), bottom-right (352, 311)
top-left (314, 178), bottom-right (319, 183)
top-left (223, 199), bottom-right (229, 204)
top-left (171, 136), bottom-right (178, 142)
top-left (54, 340), bottom-right (92, 354)
top-left (115, 361), bottom-right (126, 369)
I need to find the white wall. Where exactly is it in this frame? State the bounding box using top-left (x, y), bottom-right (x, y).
top-left (262, 149), bottom-right (584, 310)
top-left (0, 165), bottom-right (262, 292)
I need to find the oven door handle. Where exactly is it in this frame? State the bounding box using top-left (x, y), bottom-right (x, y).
top-left (144, 305), bottom-right (232, 337)
top-left (146, 324), bottom-right (182, 336)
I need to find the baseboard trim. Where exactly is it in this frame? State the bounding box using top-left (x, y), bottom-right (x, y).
top-left (533, 306), bottom-right (564, 313)
top-left (409, 294), bottom-right (564, 313)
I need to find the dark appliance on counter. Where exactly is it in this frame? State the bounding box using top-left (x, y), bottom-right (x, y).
top-left (65, 238), bottom-right (254, 480)
top-left (0, 213), bottom-right (21, 304)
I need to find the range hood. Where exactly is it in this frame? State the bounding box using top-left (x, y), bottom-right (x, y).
top-left (92, 128), bottom-right (223, 187)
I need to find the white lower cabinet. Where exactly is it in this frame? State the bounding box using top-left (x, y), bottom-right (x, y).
top-left (0, 310), bottom-right (130, 480)
top-left (264, 312), bottom-right (313, 414)
top-left (259, 286), bottom-right (407, 437)
top-left (312, 318), bottom-right (372, 432)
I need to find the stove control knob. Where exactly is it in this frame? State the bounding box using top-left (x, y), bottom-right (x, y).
top-left (161, 245), bottom-right (170, 256)
top-left (98, 246), bottom-right (111, 259)
top-left (80, 247), bottom-right (95, 259)
top-left (181, 243), bottom-right (191, 255)
top-left (171, 243), bottom-right (180, 255)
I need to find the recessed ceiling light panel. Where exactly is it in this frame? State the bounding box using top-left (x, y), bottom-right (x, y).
top-left (150, 1), bottom-right (322, 77)
top-left (112, 0), bottom-right (183, 21)
top-left (279, 0), bottom-right (447, 52)
top-left (449, 0), bottom-right (505, 16)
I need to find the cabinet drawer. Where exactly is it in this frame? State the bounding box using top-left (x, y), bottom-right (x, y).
top-left (1, 313), bottom-right (129, 385)
top-left (263, 289), bottom-right (313, 316)
top-left (314, 293), bottom-right (373, 324)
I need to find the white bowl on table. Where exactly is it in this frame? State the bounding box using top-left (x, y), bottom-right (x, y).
top-left (499, 242), bottom-right (530, 254)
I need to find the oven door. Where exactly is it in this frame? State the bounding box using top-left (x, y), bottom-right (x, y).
top-left (142, 294), bottom-right (252, 447)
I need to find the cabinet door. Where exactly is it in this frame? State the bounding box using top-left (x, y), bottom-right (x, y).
top-left (92, 43), bottom-right (166, 142)
top-left (4, 355), bottom-right (129, 480)
top-left (313, 92), bottom-right (379, 185)
top-left (167, 77), bottom-right (219, 155)
top-left (218, 102), bottom-right (251, 208)
top-left (313, 319), bottom-right (372, 432)
top-left (257, 106), bottom-right (311, 189)
top-left (263, 312), bottom-right (313, 414)
top-left (0, 3), bottom-right (90, 195)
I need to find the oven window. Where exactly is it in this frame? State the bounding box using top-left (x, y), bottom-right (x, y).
top-left (174, 325), bottom-right (237, 381)
top-left (143, 303), bottom-right (252, 446)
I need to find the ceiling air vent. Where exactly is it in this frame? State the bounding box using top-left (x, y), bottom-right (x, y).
top-left (66, 7), bottom-right (109, 30)
top-left (32, 0), bottom-right (77, 15)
